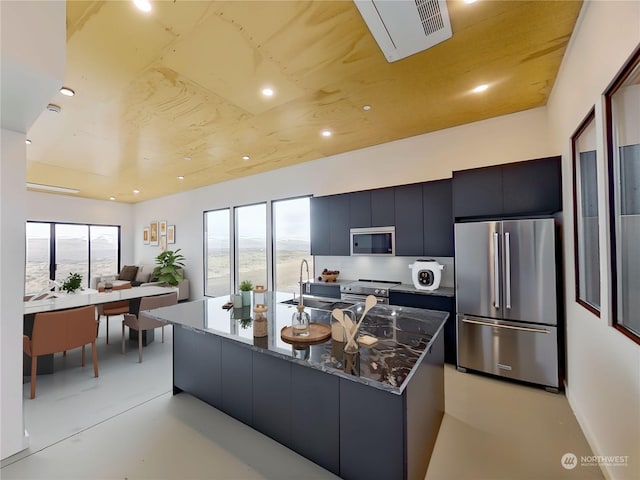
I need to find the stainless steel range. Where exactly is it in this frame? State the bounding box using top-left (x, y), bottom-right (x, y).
top-left (341, 279), bottom-right (401, 304)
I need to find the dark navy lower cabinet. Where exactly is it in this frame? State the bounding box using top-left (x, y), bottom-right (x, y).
top-left (220, 339), bottom-right (253, 426)
top-left (253, 353), bottom-right (292, 448)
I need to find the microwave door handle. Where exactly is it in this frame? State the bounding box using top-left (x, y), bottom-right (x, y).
top-left (493, 232), bottom-right (500, 309)
top-left (504, 232), bottom-right (511, 309)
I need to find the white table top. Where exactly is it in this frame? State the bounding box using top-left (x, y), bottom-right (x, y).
top-left (24, 286), bottom-right (178, 315)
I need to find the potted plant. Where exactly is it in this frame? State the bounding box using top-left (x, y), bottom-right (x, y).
top-left (61, 272), bottom-right (83, 293)
top-left (239, 280), bottom-right (253, 305)
top-left (153, 249), bottom-right (185, 287)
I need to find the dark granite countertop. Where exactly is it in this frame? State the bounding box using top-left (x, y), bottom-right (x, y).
top-left (148, 292), bottom-right (448, 395)
top-left (389, 283), bottom-right (455, 298)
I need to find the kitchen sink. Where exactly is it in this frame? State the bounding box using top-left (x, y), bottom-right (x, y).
top-left (280, 296), bottom-right (355, 311)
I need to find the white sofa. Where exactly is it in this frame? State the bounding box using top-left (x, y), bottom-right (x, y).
top-left (93, 264), bottom-right (190, 301)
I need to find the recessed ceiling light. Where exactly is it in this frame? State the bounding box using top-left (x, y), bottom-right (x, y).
top-left (184, 156), bottom-right (191, 161)
top-left (109, 196), bottom-right (116, 201)
top-left (133, 0), bottom-right (152, 12)
top-left (25, 139), bottom-right (32, 145)
top-left (60, 87), bottom-right (75, 97)
top-left (464, 0), bottom-right (478, 4)
top-left (321, 130), bottom-right (332, 138)
top-left (177, 176), bottom-right (184, 180)
top-left (261, 87), bottom-right (274, 97)
top-left (46, 103), bottom-right (61, 113)
top-left (133, 189), bottom-right (140, 194)
top-left (363, 105), bottom-right (372, 111)
top-left (472, 84), bottom-right (489, 93)
top-left (242, 155), bottom-right (250, 161)
top-left (26, 183), bottom-right (79, 194)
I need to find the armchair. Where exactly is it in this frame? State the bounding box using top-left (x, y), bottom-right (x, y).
top-left (122, 292), bottom-right (178, 362)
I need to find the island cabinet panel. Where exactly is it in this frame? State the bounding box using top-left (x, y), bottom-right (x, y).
top-left (339, 379), bottom-right (405, 480)
top-left (173, 327), bottom-right (222, 408)
top-left (220, 339), bottom-right (253, 426)
top-left (406, 332), bottom-right (444, 480)
top-left (349, 190), bottom-right (371, 228)
top-left (290, 364), bottom-right (340, 475)
top-left (395, 183), bottom-right (424, 256)
top-left (389, 292), bottom-right (456, 365)
top-left (422, 179), bottom-right (454, 257)
top-left (253, 352), bottom-right (292, 448)
top-left (371, 187), bottom-right (395, 227)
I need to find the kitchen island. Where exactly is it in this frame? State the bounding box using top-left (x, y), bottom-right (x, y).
top-left (148, 292), bottom-right (448, 480)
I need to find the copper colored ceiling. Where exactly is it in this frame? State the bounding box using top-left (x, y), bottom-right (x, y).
top-left (25, 0), bottom-right (583, 203)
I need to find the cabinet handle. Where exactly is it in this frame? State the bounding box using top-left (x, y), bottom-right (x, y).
top-left (505, 232), bottom-right (511, 309)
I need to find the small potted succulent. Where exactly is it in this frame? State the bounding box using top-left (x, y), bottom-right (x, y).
top-left (61, 272), bottom-right (83, 293)
top-left (239, 280), bottom-right (253, 306)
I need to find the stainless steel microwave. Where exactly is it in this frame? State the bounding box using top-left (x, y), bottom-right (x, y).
top-left (350, 226), bottom-right (395, 256)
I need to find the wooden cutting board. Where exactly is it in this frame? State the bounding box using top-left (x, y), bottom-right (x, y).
top-left (280, 323), bottom-right (331, 344)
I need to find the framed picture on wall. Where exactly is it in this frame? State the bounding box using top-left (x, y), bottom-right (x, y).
top-left (167, 225), bottom-right (176, 244)
top-left (150, 221), bottom-right (159, 246)
top-left (159, 220), bottom-right (167, 236)
top-left (143, 227), bottom-right (150, 245)
top-left (159, 235), bottom-right (167, 252)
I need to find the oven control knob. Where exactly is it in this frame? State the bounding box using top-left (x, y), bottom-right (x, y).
top-left (375, 289), bottom-right (380, 294)
top-left (380, 289), bottom-right (386, 296)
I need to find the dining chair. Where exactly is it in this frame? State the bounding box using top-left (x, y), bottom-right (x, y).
top-left (23, 305), bottom-right (99, 399)
top-left (121, 292), bottom-right (178, 362)
top-left (97, 301), bottom-right (130, 344)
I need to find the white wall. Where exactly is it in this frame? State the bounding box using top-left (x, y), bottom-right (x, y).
top-left (133, 106), bottom-right (553, 299)
top-left (547, 2), bottom-right (640, 479)
top-left (1, 0), bottom-right (66, 460)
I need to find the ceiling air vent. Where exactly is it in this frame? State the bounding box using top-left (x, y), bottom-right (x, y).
top-left (354, 0), bottom-right (452, 63)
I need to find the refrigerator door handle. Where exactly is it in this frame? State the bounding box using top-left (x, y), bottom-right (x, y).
top-left (505, 232), bottom-right (511, 309)
top-left (493, 232), bottom-right (500, 309)
top-left (461, 318), bottom-right (550, 334)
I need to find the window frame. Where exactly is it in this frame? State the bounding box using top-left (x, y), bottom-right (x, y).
top-left (604, 44), bottom-right (640, 344)
top-left (25, 220), bottom-right (121, 292)
top-left (203, 195), bottom-right (313, 298)
top-left (571, 107), bottom-right (601, 316)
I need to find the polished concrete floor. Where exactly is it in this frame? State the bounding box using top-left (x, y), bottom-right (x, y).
top-left (2, 318), bottom-right (603, 480)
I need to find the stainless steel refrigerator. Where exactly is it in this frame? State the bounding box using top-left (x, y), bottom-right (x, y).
top-left (454, 218), bottom-right (560, 390)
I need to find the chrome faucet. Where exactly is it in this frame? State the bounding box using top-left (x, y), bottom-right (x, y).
top-left (299, 259), bottom-right (310, 307)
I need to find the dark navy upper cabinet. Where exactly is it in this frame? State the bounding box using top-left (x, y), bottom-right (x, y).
top-left (310, 196), bottom-right (331, 255)
top-left (330, 194), bottom-right (351, 256)
top-left (502, 156), bottom-right (562, 215)
top-left (349, 191), bottom-right (371, 228)
top-left (452, 165), bottom-right (503, 219)
top-left (371, 187), bottom-right (395, 227)
top-left (452, 156), bottom-right (562, 219)
top-left (423, 179), bottom-right (453, 257)
top-left (394, 183), bottom-right (424, 256)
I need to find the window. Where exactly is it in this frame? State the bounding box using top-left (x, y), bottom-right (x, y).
top-left (25, 222), bottom-right (51, 295)
top-left (204, 196), bottom-right (312, 297)
top-left (24, 222), bottom-right (120, 294)
top-left (605, 46), bottom-right (640, 342)
top-left (273, 197), bottom-right (312, 294)
top-left (571, 108), bottom-right (600, 314)
top-left (235, 203), bottom-right (267, 289)
top-left (204, 209), bottom-right (231, 297)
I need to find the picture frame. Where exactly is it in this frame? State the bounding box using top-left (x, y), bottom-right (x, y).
top-left (150, 221), bottom-right (159, 246)
top-left (159, 220), bottom-right (167, 236)
top-left (143, 227), bottom-right (150, 245)
top-left (160, 235), bottom-right (167, 252)
top-left (167, 224), bottom-right (176, 244)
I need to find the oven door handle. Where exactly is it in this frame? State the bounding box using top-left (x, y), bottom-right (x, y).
top-left (341, 293), bottom-right (387, 304)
